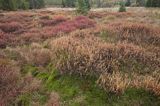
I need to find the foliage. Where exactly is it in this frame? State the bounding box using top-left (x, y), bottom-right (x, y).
top-left (17, 0), bottom-right (29, 10)
top-left (0, 0), bottom-right (17, 11)
top-left (29, 0), bottom-right (45, 9)
top-left (64, 0), bottom-right (76, 7)
top-left (146, 0), bottom-right (160, 7)
top-left (119, 2), bottom-right (126, 12)
top-left (0, 0), bottom-right (45, 10)
top-left (125, 0), bottom-right (131, 6)
top-left (76, 0), bottom-right (91, 14)
top-left (136, 0), bottom-right (146, 6)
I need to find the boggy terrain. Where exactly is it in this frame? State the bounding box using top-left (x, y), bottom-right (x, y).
top-left (0, 8), bottom-right (160, 106)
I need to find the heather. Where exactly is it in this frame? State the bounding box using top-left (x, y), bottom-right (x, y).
top-left (0, 8), bottom-right (160, 105)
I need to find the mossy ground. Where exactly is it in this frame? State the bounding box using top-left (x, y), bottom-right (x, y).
top-left (17, 65), bottom-right (160, 106)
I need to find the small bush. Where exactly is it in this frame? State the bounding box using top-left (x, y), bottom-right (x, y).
top-left (50, 30), bottom-right (159, 76)
top-left (119, 2), bottom-right (126, 12)
top-left (105, 22), bottom-right (160, 46)
top-left (76, 0), bottom-right (91, 14)
top-left (0, 58), bottom-right (20, 105)
top-left (40, 15), bottom-right (67, 27)
top-left (0, 22), bottom-right (22, 33)
top-left (19, 44), bottom-right (51, 66)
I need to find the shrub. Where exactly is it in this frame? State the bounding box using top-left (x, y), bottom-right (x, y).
top-left (98, 72), bottom-right (160, 95)
top-left (0, 0), bottom-right (17, 11)
top-left (0, 22), bottom-right (22, 33)
top-left (40, 15), bottom-right (67, 27)
top-left (119, 2), bottom-right (126, 12)
top-left (29, 0), bottom-right (45, 9)
top-left (97, 72), bottom-right (130, 94)
top-left (19, 44), bottom-right (51, 66)
top-left (46, 92), bottom-right (60, 106)
top-left (105, 22), bottom-right (160, 46)
top-left (0, 58), bottom-right (20, 105)
top-left (125, 0), bottom-right (131, 6)
top-left (17, 0), bottom-right (29, 10)
top-left (50, 30), bottom-right (159, 76)
top-left (76, 0), bottom-right (91, 14)
top-left (146, 0), bottom-right (160, 7)
top-left (0, 30), bottom-right (8, 48)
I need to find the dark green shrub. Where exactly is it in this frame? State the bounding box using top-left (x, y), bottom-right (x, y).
top-left (146, 0), bottom-right (152, 7)
top-left (29, 0), bottom-right (45, 9)
top-left (17, 0), bottom-right (29, 10)
top-left (125, 0), bottom-right (131, 6)
top-left (1, 0), bottom-right (17, 11)
top-left (64, 0), bottom-right (76, 7)
top-left (146, 0), bottom-right (160, 7)
top-left (76, 0), bottom-right (91, 14)
top-left (119, 2), bottom-right (126, 12)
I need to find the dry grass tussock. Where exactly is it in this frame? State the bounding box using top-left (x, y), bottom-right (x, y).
top-left (50, 30), bottom-right (159, 75)
top-left (88, 11), bottom-right (133, 19)
top-left (0, 56), bottom-right (41, 105)
top-left (98, 71), bottom-right (160, 95)
top-left (49, 31), bottom-right (160, 95)
top-left (105, 22), bottom-right (160, 46)
top-left (17, 43), bottom-right (51, 66)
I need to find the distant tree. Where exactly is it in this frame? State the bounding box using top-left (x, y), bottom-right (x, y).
top-left (146, 0), bottom-right (160, 7)
top-left (17, 0), bottom-right (29, 10)
top-left (29, 0), bottom-right (45, 9)
top-left (76, 0), bottom-right (90, 14)
top-left (119, 2), bottom-right (126, 12)
top-left (136, 0), bottom-right (145, 6)
top-left (1, 0), bottom-right (17, 10)
top-left (125, 0), bottom-right (131, 6)
top-left (62, 0), bottom-right (65, 7)
top-left (65, 0), bottom-right (76, 7)
top-left (84, 0), bottom-right (91, 9)
top-left (0, 0), bottom-right (2, 9)
top-left (146, 0), bottom-right (152, 7)
top-left (152, 0), bottom-right (159, 7)
top-left (158, 0), bottom-right (160, 7)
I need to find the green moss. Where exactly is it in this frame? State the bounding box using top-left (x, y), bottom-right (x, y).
top-left (19, 65), bottom-right (160, 106)
top-left (41, 69), bottom-right (160, 106)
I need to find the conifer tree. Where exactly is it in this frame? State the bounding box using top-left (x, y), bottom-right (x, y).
top-left (1, 0), bottom-right (17, 10)
top-left (76, 0), bottom-right (90, 14)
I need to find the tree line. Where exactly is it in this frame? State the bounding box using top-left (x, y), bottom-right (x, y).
top-left (0, 0), bottom-right (160, 11)
top-left (0, 0), bottom-right (45, 10)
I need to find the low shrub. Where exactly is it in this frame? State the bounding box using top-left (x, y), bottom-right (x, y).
top-left (119, 2), bottom-right (126, 12)
top-left (0, 22), bottom-right (22, 33)
top-left (52, 16), bottom-right (95, 34)
top-left (98, 72), bottom-right (160, 95)
top-left (0, 58), bottom-right (20, 105)
top-left (88, 12), bottom-right (132, 19)
top-left (0, 30), bottom-right (10, 48)
top-left (0, 57), bottom-right (41, 105)
top-left (105, 22), bottom-right (160, 46)
top-left (40, 15), bottom-right (67, 27)
top-left (18, 43), bottom-right (51, 66)
top-left (50, 30), bottom-right (159, 76)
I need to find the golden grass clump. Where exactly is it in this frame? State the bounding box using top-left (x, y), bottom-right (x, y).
top-left (46, 92), bottom-right (60, 106)
top-left (98, 72), bottom-right (160, 95)
top-left (50, 30), bottom-right (160, 76)
top-left (18, 43), bottom-right (51, 66)
top-left (0, 57), bottom-right (41, 105)
top-left (0, 58), bottom-right (20, 105)
top-left (97, 72), bottom-right (130, 94)
top-left (88, 12), bottom-right (133, 19)
top-left (105, 22), bottom-right (160, 46)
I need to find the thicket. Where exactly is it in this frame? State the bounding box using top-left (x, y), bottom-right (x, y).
top-left (146, 0), bottom-right (160, 7)
top-left (76, 0), bottom-right (91, 14)
top-left (0, 0), bottom-right (45, 11)
top-left (119, 2), bottom-right (126, 12)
